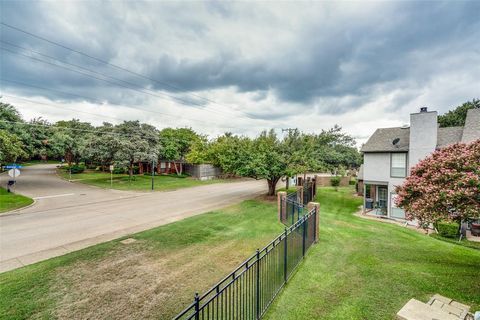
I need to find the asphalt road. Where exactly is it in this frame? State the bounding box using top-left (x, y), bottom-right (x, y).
top-left (0, 164), bottom-right (265, 273)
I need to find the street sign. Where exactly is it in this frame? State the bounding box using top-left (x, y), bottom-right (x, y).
top-left (109, 165), bottom-right (114, 171)
top-left (8, 169), bottom-right (21, 178)
top-left (4, 165), bottom-right (23, 169)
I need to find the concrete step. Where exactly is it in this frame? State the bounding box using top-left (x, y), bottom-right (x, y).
top-left (397, 299), bottom-right (460, 320)
top-left (427, 294), bottom-right (470, 319)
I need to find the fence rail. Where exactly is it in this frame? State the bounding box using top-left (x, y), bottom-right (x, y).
top-left (173, 207), bottom-right (318, 320)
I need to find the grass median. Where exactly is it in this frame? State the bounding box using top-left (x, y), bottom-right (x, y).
top-left (57, 169), bottom-right (228, 191)
top-left (0, 187), bottom-right (34, 214)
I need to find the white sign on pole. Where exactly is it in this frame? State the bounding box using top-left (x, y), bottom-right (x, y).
top-left (109, 165), bottom-right (114, 171)
top-left (8, 169), bottom-right (20, 178)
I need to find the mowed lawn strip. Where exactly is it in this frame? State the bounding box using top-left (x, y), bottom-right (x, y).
top-left (264, 187), bottom-right (480, 320)
top-left (0, 200), bottom-right (284, 320)
top-left (0, 187), bottom-right (34, 213)
top-left (57, 169), bottom-right (229, 191)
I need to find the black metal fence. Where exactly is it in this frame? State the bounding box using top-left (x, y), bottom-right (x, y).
top-left (173, 207), bottom-right (318, 320)
top-left (281, 191), bottom-right (306, 226)
top-left (303, 181), bottom-right (315, 204)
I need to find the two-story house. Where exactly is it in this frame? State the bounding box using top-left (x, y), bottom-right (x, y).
top-left (360, 107), bottom-right (480, 219)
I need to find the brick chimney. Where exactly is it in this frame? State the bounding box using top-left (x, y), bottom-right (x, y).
top-left (408, 107), bottom-right (438, 167)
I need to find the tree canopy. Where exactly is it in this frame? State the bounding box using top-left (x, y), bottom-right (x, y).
top-left (395, 140), bottom-right (480, 226)
top-left (186, 127), bottom-right (360, 195)
top-left (438, 99), bottom-right (479, 128)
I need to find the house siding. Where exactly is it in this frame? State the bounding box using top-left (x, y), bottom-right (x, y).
top-left (363, 152), bottom-right (406, 218)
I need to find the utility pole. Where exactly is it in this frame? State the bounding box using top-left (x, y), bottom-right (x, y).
top-left (151, 158), bottom-right (155, 191)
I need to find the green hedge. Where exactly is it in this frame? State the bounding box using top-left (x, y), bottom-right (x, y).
top-left (436, 220), bottom-right (459, 238)
top-left (64, 164), bottom-right (85, 174)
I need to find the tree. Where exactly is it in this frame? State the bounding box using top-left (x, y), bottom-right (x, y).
top-left (49, 119), bottom-right (93, 166)
top-left (115, 121), bottom-right (158, 177)
top-left (192, 130), bottom-right (287, 196)
top-left (158, 128), bottom-right (202, 175)
top-left (23, 118), bottom-right (53, 160)
top-left (0, 129), bottom-right (28, 165)
top-left (395, 140), bottom-right (480, 227)
top-left (82, 123), bottom-right (121, 170)
top-left (438, 99), bottom-right (479, 128)
top-left (311, 125), bottom-right (361, 172)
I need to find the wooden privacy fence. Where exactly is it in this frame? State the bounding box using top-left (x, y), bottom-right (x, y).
top-left (173, 203), bottom-right (320, 320)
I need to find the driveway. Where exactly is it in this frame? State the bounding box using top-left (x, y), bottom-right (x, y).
top-left (0, 164), bottom-right (265, 272)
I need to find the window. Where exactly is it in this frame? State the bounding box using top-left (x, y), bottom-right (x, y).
top-left (391, 153), bottom-right (407, 178)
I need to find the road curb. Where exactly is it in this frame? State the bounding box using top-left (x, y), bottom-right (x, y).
top-left (0, 198), bottom-right (37, 217)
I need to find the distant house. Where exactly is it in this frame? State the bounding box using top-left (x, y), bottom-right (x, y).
top-left (360, 107), bottom-right (480, 219)
top-left (138, 161), bottom-right (222, 180)
top-left (138, 160), bottom-right (184, 175)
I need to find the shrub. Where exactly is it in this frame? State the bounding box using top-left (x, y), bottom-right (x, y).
top-left (65, 164), bottom-right (85, 174)
top-left (330, 176), bottom-right (341, 187)
top-left (349, 179), bottom-right (356, 185)
top-left (436, 220), bottom-right (459, 238)
top-left (112, 167), bottom-right (126, 174)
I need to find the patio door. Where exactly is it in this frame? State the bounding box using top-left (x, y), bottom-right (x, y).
top-left (378, 186), bottom-right (388, 210)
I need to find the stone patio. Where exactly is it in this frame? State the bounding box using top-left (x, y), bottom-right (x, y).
top-left (397, 294), bottom-right (474, 320)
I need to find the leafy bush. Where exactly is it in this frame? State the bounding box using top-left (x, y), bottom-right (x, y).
top-left (436, 220), bottom-right (459, 238)
top-left (349, 179), bottom-right (356, 185)
top-left (330, 176), bottom-right (341, 187)
top-left (64, 164), bottom-right (85, 174)
top-left (112, 167), bottom-right (126, 174)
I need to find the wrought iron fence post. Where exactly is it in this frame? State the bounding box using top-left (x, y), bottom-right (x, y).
top-left (256, 249), bottom-right (260, 319)
top-left (302, 216), bottom-right (306, 257)
top-left (283, 227), bottom-right (288, 282)
top-left (194, 292), bottom-right (199, 320)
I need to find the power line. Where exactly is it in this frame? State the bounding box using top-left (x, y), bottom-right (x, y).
top-left (0, 119), bottom-right (181, 141)
top-left (0, 41), bottom-right (246, 120)
top-left (0, 22), bottom-right (255, 119)
top-left (0, 80), bottom-right (238, 129)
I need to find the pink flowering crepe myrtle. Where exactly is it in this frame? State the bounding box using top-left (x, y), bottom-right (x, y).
top-left (395, 139), bottom-right (480, 226)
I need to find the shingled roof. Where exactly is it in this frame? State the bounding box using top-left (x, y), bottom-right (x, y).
top-left (361, 108), bottom-right (480, 153)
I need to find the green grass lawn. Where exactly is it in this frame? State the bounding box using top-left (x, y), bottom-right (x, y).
top-left (0, 187), bottom-right (34, 214)
top-left (0, 200), bottom-right (284, 320)
top-left (57, 169), bottom-right (228, 191)
top-left (430, 233), bottom-right (480, 250)
top-left (1, 187), bottom-right (478, 320)
top-left (264, 187), bottom-right (480, 319)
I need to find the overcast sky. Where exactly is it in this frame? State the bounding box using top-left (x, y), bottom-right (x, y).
top-left (1, 1), bottom-right (479, 144)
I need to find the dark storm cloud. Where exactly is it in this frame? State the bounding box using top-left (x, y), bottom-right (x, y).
top-left (1, 1), bottom-right (479, 120)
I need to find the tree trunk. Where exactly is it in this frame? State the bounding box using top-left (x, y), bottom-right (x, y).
top-left (286, 177), bottom-right (289, 190)
top-left (129, 162), bottom-right (134, 178)
top-left (174, 162), bottom-right (180, 176)
top-left (267, 177), bottom-right (280, 196)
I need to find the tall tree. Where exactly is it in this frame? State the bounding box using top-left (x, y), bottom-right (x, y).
top-left (158, 127), bottom-right (202, 175)
top-left (115, 121), bottom-right (158, 177)
top-left (0, 129), bottom-right (28, 165)
top-left (49, 119), bottom-right (93, 165)
top-left (438, 99), bottom-right (479, 128)
top-left (82, 123), bottom-right (121, 170)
